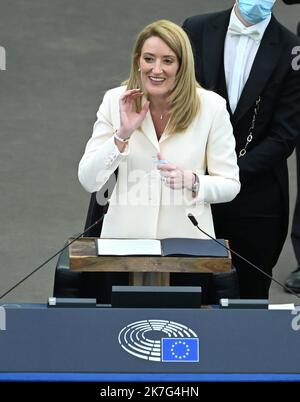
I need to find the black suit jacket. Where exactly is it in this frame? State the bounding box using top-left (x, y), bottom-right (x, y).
top-left (183, 9), bottom-right (300, 250)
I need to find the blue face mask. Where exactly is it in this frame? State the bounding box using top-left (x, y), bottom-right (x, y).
top-left (237, 0), bottom-right (276, 25)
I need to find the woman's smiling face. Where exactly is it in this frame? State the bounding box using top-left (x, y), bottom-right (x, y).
top-left (139, 36), bottom-right (179, 99)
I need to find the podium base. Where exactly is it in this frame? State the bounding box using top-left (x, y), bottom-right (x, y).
top-left (129, 272), bottom-right (170, 286)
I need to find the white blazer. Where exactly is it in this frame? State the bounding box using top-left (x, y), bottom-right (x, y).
top-left (78, 86), bottom-right (240, 239)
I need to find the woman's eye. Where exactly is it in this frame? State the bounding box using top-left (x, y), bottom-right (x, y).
top-left (144, 57), bottom-right (154, 62)
top-left (164, 58), bottom-right (176, 65)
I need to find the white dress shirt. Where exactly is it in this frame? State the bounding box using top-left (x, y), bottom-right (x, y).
top-left (224, 6), bottom-right (271, 113)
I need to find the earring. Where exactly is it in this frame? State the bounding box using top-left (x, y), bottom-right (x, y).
top-left (138, 67), bottom-right (141, 72)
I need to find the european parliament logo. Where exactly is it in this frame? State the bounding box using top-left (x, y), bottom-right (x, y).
top-left (118, 319), bottom-right (199, 362)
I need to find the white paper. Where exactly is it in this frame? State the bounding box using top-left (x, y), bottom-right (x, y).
top-left (268, 303), bottom-right (295, 310)
top-left (97, 239), bottom-right (161, 256)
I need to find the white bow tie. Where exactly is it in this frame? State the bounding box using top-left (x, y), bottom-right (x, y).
top-left (228, 22), bottom-right (262, 43)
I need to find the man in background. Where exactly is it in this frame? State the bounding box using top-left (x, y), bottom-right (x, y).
top-left (183, 1), bottom-right (300, 298)
top-left (282, 0), bottom-right (300, 293)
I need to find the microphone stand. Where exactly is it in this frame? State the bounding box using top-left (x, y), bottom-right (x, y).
top-left (0, 215), bottom-right (105, 300)
top-left (187, 213), bottom-right (300, 302)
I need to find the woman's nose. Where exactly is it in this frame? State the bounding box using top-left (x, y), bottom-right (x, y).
top-left (152, 62), bottom-right (163, 74)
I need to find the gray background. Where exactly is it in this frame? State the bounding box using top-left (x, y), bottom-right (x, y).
top-left (0, 0), bottom-right (299, 303)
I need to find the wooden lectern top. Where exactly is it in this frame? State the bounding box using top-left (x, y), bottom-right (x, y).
top-left (69, 237), bottom-right (231, 274)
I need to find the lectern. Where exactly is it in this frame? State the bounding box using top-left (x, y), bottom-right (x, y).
top-left (69, 237), bottom-right (231, 286)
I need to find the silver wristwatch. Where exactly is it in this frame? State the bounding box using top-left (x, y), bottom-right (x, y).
top-left (191, 173), bottom-right (200, 194)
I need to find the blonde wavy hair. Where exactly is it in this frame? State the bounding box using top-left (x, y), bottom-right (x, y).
top-left (123, 19), bottom-right (200, 134)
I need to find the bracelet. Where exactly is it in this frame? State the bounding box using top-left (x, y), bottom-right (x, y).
top-left (114, 130), bottom-right (130, 143)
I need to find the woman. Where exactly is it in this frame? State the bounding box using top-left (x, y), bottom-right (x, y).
top-left (78, 20), bottom-right (240, 301)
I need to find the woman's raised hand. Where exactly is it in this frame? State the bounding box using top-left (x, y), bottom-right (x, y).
top-left (118, 89), bottom-right (150, 139)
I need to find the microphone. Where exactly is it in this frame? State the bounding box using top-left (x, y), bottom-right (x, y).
top-left (0, 213), bottom-right (106, 300)
top-left (187, 213), bottom-right (300, 301)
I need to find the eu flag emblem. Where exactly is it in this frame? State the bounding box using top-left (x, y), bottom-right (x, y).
top-left (161, 338), bottom-right (199, 362)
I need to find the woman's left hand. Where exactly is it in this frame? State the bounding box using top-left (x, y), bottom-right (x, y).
top-left (156, 153), bottom-right (195, 190)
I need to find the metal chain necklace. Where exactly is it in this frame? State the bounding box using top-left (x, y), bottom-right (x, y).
top-left (239, 96), bottom-right (261, 158)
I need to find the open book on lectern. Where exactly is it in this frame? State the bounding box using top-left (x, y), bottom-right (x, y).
top-left (96, 238), bottom-right (228, 257)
